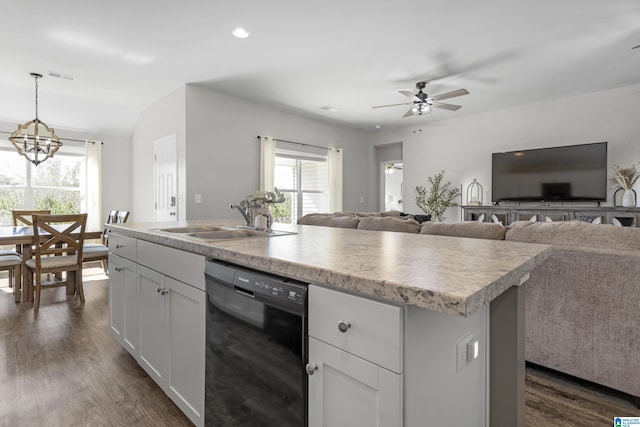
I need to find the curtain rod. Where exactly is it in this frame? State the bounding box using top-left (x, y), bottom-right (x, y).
top-left (256, 135), bottom-right (330, 152)
top-left (0, 130), bottom-right (102, 144)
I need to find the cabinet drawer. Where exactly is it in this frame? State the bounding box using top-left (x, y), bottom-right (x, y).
top-left (309, 285), bottom-right (403, 373)
top-left (136, 240), bottom-right (205, 290)
top-left (108, 233), bottom-right (137, 261)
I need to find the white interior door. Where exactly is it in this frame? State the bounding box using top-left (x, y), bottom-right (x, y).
top-left (154, 134), bottom-right (177, 221)
top-left (382, 162), bottom-right (403, 212)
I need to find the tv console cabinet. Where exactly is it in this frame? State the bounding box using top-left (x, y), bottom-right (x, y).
top-left (463, 206), bottom-right (640, 227)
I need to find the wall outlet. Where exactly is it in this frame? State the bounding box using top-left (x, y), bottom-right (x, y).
top-left (456, 333), bottom-right (475, 372)
top-left (195, 194), bottom-right (201, 204)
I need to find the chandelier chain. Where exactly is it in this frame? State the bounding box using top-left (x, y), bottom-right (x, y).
top-left (34, 74), bottom-right (39, 120)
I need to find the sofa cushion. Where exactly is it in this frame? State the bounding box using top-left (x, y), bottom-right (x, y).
top-left (505, 220), bottom-right (640, 252)
top-left (296, 213), bottom-right (360, 228)
top-left (357, 216), bottom-right (421, 233)
top-left (420, 221), bottom-right (507, 240)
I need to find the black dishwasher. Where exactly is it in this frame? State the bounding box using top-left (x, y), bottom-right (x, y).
top-left (204, 260), bottom-right (308, 427)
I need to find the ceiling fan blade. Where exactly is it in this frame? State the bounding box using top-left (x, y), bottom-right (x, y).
top-left (432, 101), bottom-right (462, 111)
top-left (431, 88), bottom-right (469, 101)
top-left (403, 107), bottom-right (415, 117)
top-left (399, 90), bottom-right (416, 99)
top-left (372, 102), bottom-right (412, 109)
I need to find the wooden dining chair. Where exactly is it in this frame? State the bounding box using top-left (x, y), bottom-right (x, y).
top-left (12, 210), bottom-right (51, 227)
top-left (24, 214), bottom-right (87, 311)
top-left (116, 210), bottom-right (129, 223)
top-left (0, 252), bottom-right (22, 303)
top-left (82, 210), bottom-right (120, 272)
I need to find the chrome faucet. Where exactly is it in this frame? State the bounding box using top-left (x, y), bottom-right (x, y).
top-left (230, 204), bottom-right (253, 227)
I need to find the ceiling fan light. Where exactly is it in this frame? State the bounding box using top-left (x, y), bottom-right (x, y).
top-left (232, 27), bottom-right (250, 38)
top-left (412, 103), bottom-right (431, 115)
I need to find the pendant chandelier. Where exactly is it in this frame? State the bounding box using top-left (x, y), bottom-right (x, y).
top-left (9, 72), bottom-right (62, 166)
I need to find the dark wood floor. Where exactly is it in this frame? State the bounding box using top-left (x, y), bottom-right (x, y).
top-left (0, 270), bottom-right (192, 427)
top-left (0, 269), bottom-right (637, 426)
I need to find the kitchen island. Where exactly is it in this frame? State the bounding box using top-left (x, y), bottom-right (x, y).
top-left (106, 219), bottom-right (552, 427)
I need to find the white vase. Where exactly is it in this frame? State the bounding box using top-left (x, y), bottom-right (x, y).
top-left (621, 189), bottom-right (636, 208)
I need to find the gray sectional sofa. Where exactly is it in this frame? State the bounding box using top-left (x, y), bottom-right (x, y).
top-left (297, 212), bottom-right (640, 405)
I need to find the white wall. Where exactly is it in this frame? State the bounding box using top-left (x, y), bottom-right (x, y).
top-left (366, 84), bottom-right (640, 221)
top-left (184, 85), bottom-right (369, 220)
top-left (130, 86), bottom-right (186, 222)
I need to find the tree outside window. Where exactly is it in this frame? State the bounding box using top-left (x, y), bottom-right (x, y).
top-left (0, 144), bottom-right (82, 226)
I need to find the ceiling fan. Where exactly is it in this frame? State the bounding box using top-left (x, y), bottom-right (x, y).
top-left (373, 81), bottom-right (469, 117)
top-left (385, 163), bottom-right (403, 174)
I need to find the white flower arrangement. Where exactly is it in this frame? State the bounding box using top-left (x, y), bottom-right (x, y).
top-left (612, 163), bottom-right (640, 190)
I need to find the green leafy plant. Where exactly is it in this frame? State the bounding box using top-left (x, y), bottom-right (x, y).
top-left (415, 170), bottom-right (461, 222)
top-left (238, 188), bottom-right (286, 209)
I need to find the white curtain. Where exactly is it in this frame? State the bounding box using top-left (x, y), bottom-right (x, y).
top-left (259, 135), bottom-right (276, 192)
top-left (83, 140), bottom-right (103, 232)
top-left (328, 147), bottom-right (343, 212)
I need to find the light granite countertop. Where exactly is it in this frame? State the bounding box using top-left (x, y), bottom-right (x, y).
top-left (106, 219), bottom-right (552, 318)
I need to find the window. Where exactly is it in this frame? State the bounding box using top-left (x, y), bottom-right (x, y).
top-left (0, 141), bottom-right (84, 226)
top-left (274, 151), bottom-right (329, 224)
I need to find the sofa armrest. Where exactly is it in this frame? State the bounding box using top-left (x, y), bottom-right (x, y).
top-left (524, 247), bottom-right (640, 397)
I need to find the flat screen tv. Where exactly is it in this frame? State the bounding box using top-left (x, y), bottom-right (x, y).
top-left (492, 142), bottom-right (607, 203)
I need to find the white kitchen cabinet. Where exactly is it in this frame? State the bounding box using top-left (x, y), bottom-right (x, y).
top-left (164, 275), bottom-right (205, 427)
top-left (137, 261), bottom-right (206, 427)
top-left (137, 265), bottom-right (166, 383)
top-left (308, 285), bottom-right (403, 427)
top-left (307, 337), bottom-right (403, 427)
top-left (107, 253), bottom-right (138, 357)
top-left (138, 266), bottom-right (206, 425)
top-left (309, 284), bottom-right (489, 427)
top-left (108, 234), bottom-right (205, 427)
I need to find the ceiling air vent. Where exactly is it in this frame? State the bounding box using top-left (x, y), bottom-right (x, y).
top-left (48, 71), bottom-right (75, 81)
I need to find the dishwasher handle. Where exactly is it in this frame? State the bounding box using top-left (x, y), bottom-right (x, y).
top-left (234, 286), bottom-right (256, 299)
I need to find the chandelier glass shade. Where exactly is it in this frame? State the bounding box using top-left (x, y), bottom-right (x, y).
top-left (9, 73), bottom-right (62, 166)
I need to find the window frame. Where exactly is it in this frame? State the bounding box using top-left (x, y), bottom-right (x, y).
top-left (274, 150), bottom-right (329, 222)
top-left (0, 140), bottom-right (85, 225)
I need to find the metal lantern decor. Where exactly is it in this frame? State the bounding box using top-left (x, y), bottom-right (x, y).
top-left (466, 179), bottom-right (483, 206)
top-left (9, 73), bottom-right (62, 166)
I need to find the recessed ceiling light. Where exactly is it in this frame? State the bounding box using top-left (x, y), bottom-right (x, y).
top-left (321, 105), bottom-right (340, 112)
top-left (232, 27), bottom-right (250, 38)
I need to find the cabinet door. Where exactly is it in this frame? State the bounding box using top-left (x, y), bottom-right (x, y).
top-left (165, 276), bottom-right (205, 427)
top-left (308, 337), bottom-right (403, 427)
top-left (137, 265), bottom-right (166, 384)
top-left (108, 254), bottom-right (138, 357)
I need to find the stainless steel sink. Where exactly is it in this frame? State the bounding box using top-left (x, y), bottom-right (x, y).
top-left (187, 229), bottom-right (296, 240)
top-left (158, 226), bottom-right (231, 233)
top-left (188, 229), bottom-right (270, 240)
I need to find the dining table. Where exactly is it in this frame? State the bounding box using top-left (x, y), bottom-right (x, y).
top-left (0, 225), bottom-right (102, 302)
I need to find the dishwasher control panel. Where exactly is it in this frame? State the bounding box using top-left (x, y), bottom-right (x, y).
top-left (206, 260), bottom-right (307, 305)
top-left (235, 272), bottom-right (305, 303)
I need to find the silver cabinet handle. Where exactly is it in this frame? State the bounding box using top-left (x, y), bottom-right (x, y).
top-left (161, 289), bottom-right (169, 295)
top-left (115, 244), bottom-right (124, 249)
top-left (338, 320), bottom-right (351, 333)
top-left (305, 363), bottom-right (318, 376)
top-left (156, 286), bottom-right (162, 293)
top-left (115, 266), bottom-right (124, 272)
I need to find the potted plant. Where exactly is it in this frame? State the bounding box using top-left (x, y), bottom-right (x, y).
top-left (612, 163), bottom-right (639, 207)
top-left (237, 188), bottom-right (287, 230)
top-left (415, 170), bottom-right (461, 222)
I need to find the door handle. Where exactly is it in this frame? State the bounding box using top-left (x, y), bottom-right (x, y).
top-left (170, 196), bottom-right (176, 207)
